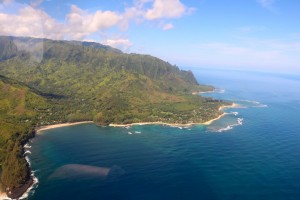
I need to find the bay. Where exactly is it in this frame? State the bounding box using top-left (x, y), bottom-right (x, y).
top-left (25, 69), bottom-right (300, 200)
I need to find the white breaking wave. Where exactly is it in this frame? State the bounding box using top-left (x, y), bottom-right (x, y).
top-left (24, 144), bottom-right (32, 149)
top-left (255, 104), bottom-right (268, 108)
top-left (19, 171), bottom-right (39, 200)
top-left (24, 150), bottom-right (31, 155)
top-left (237, 118), bottom-right (243, 125)
top-left (216, 118), bottom-right (244, 133)
top-left (231, 111), bottom-right (239, 116)
top-left (25, 156), bottom-right (31, 167)
top-left (19, 155), bottom-right (39, 200)
top-left (217, 125), bottom-right (233, 132)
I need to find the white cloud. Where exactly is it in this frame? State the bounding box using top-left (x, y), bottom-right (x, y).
top-left (0, 2), bottom-right (121, 41)
top-left (120, 1), bottom-right (146, 30)
top-left (0, 0), bottom-right (192, 41)
top-left (0, 5), bottom-right (64, 39)
top-left (162, 23), bottom-right (174, 30)
top-left (65, 5), bottom-right (121, 40)
top-left (103, 39), bottom-right (132, 51)
top-left (122, 0), bottom-right (191, 28)
top-left (122, 0), bottom-right (191, 30)
top-left (145, 0), bottom-right (186, 20)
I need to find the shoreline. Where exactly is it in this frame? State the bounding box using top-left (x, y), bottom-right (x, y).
top-left (110, 103), bottom-right (238, 128)
top-left (33, 109), bottom-right (235, 130)
top-left (34, 103), bottom-right (239, 131)
top-left (218, 103), bottom-right (240, 111)
top-left (7, 178), bottom-right (33, 199)
top-left (35, 103), bottom-right (240, 131)
top-left (17, 103), bottom-right (238, 199)
top-left (13, 121), bottom-right (93, 199)
top-left (201, 113), bottom-right (227, 125)
top-left (36, 121), bottom-right (94, 133)
top-left (109, 113), bottom-right (226, 128)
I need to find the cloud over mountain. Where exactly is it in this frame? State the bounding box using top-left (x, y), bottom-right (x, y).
top-left (0, 0), bottom-right (191, 42)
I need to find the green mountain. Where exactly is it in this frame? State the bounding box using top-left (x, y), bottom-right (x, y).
top-left (0, 35), bottom-right (228, 198)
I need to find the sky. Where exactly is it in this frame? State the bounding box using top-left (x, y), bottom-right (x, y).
top-left (0, 0), bottom-right (300, 73)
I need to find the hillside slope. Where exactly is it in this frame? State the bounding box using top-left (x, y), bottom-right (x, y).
top-left (0, 75), bottom-right (50, 198)
top-left (0, 36), bottom-right (220, 126)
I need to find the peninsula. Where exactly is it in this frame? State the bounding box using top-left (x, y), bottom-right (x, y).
top-left (0, 36), bottom-right (230, 198)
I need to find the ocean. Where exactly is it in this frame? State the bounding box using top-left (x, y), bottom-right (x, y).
top-left (24, 69), bottom-right (300, 200)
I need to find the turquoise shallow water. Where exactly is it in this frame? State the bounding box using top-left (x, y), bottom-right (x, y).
top-left (26, 69), bottom-right (300, 200)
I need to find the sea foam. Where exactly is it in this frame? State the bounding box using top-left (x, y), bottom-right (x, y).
top-left (231, 111), bottom-right (239, 116)
top-left (19, 143), bottom-right (39, 200)
top-left (0, 154), bottom-right (39, 200)
top-left (24, 150), bottom-right (31, 155)
top-left (19, 170), bottom-right (39, 200)
top-left (24, 144), bottom-right (32, 148)
top-left (216, 118), bottom-right (244, 133)
top-left (237, 99), bottom-right (268, 108)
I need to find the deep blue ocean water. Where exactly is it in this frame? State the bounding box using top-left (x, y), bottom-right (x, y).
top-left (25, 69), bottom-right (300, 200)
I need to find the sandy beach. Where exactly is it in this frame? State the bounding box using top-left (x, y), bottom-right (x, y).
top-left (109, 117), bottom-right (221, 127)
top-left (110, 113), bottom-right (227, 127)
top-left (201, 113), bottom-right (227, 125)
top-left (36, 121), bottom-right (94, 133)
top-left (35, 103), bottom-right (240, 131)
top-left (109, 121), bottom-right (198, 127)
top-left (35, 116), bottom-right (228, 130)
top-left (35, 103), bottom-right (241, 131)
top-left (202, 102), bottom-right (240, 125)
top-left (218, 102), bottom-right (240, 111)
top-left (110, 102), bottom-right (239, 128)
top-left (36, 103), bottom-right (239, 133)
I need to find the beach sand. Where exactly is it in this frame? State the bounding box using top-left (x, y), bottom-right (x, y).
top-left (109, 118), bottom-right (220, 128)
top-left (110, 102), bottom-right (239, 128)
top-left (35, 103), bottom-right (241, 131)
top-left (37, 121), bottom-right (94, 133)
top-left (109, 121), bottom-right (197, 127)
top-left (201, 113), bottom-right (227, 125)
top-left (218, 103), bottom-right (240, 111)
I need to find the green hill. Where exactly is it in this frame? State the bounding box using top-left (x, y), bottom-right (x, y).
top-left (0, 75), bottom-right (50, 197)
top-left (0, 36), bottom-right (228, 198)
